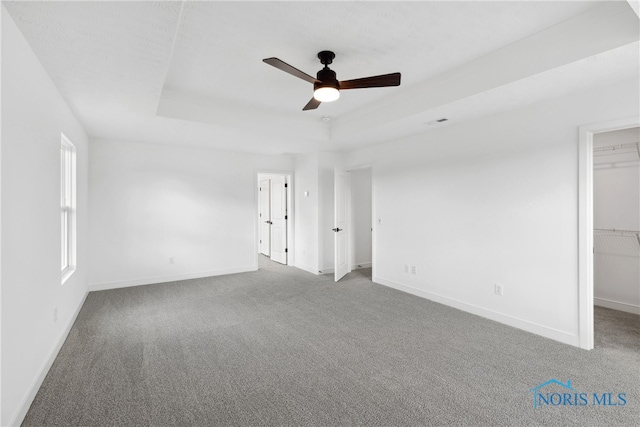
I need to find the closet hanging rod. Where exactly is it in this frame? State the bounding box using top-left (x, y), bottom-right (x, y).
top-left (594, 228), bottom-right (639, 235)
top-left (593, 141), bottom-right (639, 156)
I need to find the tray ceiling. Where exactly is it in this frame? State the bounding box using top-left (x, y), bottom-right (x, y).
top-left (3, 1), bottom-right (639, 154)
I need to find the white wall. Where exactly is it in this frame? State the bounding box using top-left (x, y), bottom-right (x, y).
top-left (346, 78), bottom-right (639, 346)
top-left (318, 157), bottom-right (334, 273)
top-left (293, 151), bottom-right (343, 275)
top-left (293, 152), bottom-right (319, 274)
top-left (88, 139), bottom-right (292, 289)
top-left (1, 7), bottom-right (89, 425)
top-left (318, 152), bottom-right (343, 274)
top-left (0, 8), bottom-right (4, 423)
top-left (593, 127), bottom-right (640, 314)
top-left (349, 168), bottom-right (372, 268)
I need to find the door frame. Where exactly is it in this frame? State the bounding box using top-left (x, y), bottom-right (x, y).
top-left (258, 178), bottom-right (271, 257)
top-left (334, 168), bottom-right (349, 282)
top-left (577, 116), bottom-right (639, 350)
top-left (255, 171), bottom-right (294, 267)
top-left (346, 164), bottom-right (375, 280)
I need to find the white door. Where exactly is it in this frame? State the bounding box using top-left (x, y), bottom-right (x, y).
top-left (270, 175), bottom-right (288, 265)
top-left (334, 169), bottom-right (349, 282)
top-left (259, 179), bottom-right (271, 256)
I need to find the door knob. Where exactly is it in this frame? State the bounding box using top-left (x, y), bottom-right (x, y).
top-left (332, 228), bottom-right (343, 232)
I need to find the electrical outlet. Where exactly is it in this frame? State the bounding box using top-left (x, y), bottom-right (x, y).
top-left (169, 257), bottom-right (174, 264)
top-left (495, 283), bottom-right (503, 296)
top-left (411, 266), bottom-right (417, 275)
top-left (53, 307), bottom-right (58, 322)
top-left (404, 264), bottom-right (409, 273)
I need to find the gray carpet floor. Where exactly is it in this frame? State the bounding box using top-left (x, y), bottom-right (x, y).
top-left (23, 256), bottom-right (640, 426)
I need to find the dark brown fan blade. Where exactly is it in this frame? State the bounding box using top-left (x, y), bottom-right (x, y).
top-left (303, 97), bottom-right (321, 111)
top-left (263, 58), bottom-right (319, 84)
top-left (339, 72), bottom-right (401, 90)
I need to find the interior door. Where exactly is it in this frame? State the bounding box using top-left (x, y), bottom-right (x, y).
top-left (334, 169), bottom-right (349, 282)
top-left (259, 179), bottom-right (271, 256)
top-left (270, 175), bottom-right (288, 265)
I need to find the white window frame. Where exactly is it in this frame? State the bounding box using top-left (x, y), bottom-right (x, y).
top-left (61, 133), bottom-right (76, 283)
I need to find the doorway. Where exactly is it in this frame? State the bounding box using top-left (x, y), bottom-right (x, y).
top-left (592, 127), bottom-right (640, 350)
top-left (348, 168), bottom-right (373, 280)
top-left (257, 172), bottom-right (292, 266)
top-left (578, 117), bottom-right (640, 350)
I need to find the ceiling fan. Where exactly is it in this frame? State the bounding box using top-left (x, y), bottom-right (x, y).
top-left (263, 50), bottom-right (401, 111)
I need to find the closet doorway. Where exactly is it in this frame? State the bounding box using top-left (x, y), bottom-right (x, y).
top-left (593, 127), bottom-right (639, 314)
top-left (348, 167), bottom-right (373, 279)
top-left (592, 127), bottom-right (639, 350)
top-left (578, 117), bottom-right (639, 350)
top-left (257, 173), bottom-right (292, 266)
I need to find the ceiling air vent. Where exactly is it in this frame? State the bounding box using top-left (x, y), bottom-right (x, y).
top-left (425, 118), bottom-right (449, 125)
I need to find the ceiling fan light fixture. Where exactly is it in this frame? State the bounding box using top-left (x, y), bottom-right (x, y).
top-left (313, 86), bottom-right (340, 102)
top-left (263, 50), bottom-right (401, 110)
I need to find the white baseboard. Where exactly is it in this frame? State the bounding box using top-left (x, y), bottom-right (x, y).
top-left (595, 297), bottom-right (640, 315)
top-left (10, 291), bottom-right (89, 427)
top-left (373, 276), bottom-right (580, 347)
top-left (319, 267), bottom-right (334, 274)
top-left (88, 265), bottom-right (257, 292)
top-left (294, 263), bottom-right (320, 275)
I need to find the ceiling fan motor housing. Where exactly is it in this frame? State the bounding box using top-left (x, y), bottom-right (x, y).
top-left (316, 68), bottom-right (339, 90)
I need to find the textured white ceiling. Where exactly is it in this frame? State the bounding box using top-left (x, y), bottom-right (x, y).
top-left (3, 1), bottom-right (639, 155)
top-left (337, 41), bottom-right (640, 149)
top-left (163, 1), bottom-right (596, 114)
top-left (5, 1), bottom-right (180, 115)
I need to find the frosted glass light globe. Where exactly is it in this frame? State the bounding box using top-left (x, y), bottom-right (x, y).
top-left (313, 87), bottom-right (340, 102)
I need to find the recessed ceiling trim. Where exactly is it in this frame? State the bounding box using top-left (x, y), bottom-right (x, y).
top-left (156, 88), bottom-right (328, 143)
top-left (156, 0), bottom-right (187, 105)
top-left (330, 1), bottom-right (640, 141)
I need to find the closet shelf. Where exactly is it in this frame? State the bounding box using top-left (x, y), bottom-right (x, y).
top-left (593, 141), bottom-right (640, 158)
top-left (594, 228), bottom-right (640, 245)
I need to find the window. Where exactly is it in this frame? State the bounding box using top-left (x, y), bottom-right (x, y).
top-left (61, 133), bottom-right (76, 283)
